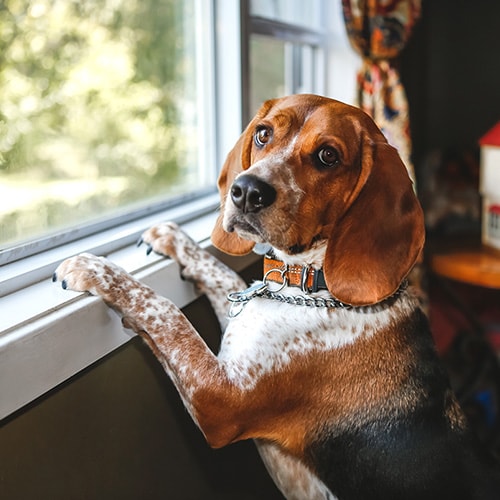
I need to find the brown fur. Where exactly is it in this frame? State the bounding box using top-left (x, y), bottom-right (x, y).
top-left (212, 94), bottom-right (424, 306)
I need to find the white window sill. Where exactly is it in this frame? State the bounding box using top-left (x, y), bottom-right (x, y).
top-left (0, 195), bottom-right (258, 420)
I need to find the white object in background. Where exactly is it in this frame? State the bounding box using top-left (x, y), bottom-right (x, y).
top-left (479, 122), bottom-right (500, 251)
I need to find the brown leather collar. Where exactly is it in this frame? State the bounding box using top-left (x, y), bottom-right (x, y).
top-left (263, 256), bottom-right (328, 294)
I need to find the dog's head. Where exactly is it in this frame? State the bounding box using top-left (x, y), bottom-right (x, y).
top-left (212, 94), bottom-right (424, 306)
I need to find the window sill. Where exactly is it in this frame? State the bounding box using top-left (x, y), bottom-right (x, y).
top-left (0, 196), bottom-right (258, 420)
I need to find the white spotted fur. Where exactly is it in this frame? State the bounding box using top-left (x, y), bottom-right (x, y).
top-left (219, 284), bottom-right (418, 390)
top-left (256, 440), bottom-right (338, 500)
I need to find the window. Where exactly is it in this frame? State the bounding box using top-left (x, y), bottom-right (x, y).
top-left (250, 0), bottom-right (322, 28)
top-left (247, 0), bottom-right (326, 116)
top-left (0, 0), bottom-right (215, 256)
top-left (0, 0), bottom-right (354, 420)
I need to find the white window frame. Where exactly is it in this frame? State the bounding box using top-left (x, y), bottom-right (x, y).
top-left (0, 0), bottom-right (357, 420)
top-left (0, 0), bottom-right (246, 420)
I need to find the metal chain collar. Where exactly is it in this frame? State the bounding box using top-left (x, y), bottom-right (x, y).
top-left (258, 289), bottom-right (352, 309)
top-left (227, 267), bottom-right (408, 317)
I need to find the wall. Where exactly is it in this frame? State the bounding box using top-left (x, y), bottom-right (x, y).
top-left (402, 0), bottom-right (500, 171)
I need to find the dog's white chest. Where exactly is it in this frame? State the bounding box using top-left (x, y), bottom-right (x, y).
top-left (217, 290), bottom-right (416, 390)
top-left (217, 294), bottom-right (376, 389)
top-left (219, 298), bottom-right (318, 385)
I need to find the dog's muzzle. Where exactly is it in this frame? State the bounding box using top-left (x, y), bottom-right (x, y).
top-left (230, 174), bottom-right (276, 214)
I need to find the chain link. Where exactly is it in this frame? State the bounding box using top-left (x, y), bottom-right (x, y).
top-left (260, 289), bottom-right (351, 309)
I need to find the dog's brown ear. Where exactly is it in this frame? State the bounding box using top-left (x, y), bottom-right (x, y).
top-left (211, 129), bottom-right (256, 255)
top-left (324, 139), bottom-right (425, 306)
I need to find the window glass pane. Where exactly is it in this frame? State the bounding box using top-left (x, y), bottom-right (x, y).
top-left (250, 0), bottom-right (322, 29)
top-left (250, 35), bottom-right (319, 115)
top-left (250, 35), bottom-right (286, 114)
top-left (0, 0), bottom-right (212, 248)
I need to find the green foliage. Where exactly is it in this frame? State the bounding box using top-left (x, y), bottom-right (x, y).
top-left (0, 0), bottom-right (200, 245)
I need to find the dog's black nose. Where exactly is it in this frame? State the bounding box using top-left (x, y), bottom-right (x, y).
top-left (230, 174), bottom-right (276, 214)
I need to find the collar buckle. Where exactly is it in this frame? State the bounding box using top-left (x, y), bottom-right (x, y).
top-left (300, 265), bottom-right (324, 294)
top-left (300, 265), bottom-right (316, 294)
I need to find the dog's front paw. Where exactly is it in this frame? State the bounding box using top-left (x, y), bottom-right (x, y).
top-left (53, 253), bottom-right (129, 300)
top-left (138, 222), bottom-right (199, 265)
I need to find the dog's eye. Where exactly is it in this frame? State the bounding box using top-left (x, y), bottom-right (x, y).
top-left (316, 146), bottom-right (340, 168)
top-left (254, 127), bottom-right (272, 148)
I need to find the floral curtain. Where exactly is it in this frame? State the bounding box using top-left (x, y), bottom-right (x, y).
top-left (342, 0), bottom-right (421, 184)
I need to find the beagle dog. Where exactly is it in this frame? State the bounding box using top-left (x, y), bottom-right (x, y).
top-left (54, 95), bottom-right (500, 499)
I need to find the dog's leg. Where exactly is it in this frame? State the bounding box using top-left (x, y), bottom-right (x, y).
top-left (53, 253), bottom-right (245, 446)
top-left (139, 222), bottom-right (246, 330)
top-left (256, 441), bottom-right (336, 500)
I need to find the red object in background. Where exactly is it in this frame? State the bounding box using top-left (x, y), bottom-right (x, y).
top-left (479, 122), bottom-right (500, 146)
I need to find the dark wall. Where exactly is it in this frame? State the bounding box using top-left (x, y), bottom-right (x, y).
top-left (402, 0), bottom-right (500, 171)
top-left (0, 264), bottom-right (283, 500)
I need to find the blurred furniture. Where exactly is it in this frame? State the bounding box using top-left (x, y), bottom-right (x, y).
top-left (431, 244), bottom-right (500, 290)
top-left (430, 241), bottom-right (500, 335)
top-left (430, 242), bottom-right (500, 454)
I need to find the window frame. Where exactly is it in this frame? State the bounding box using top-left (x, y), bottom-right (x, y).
top-left (242, 0), bottom-right (327, 123)
top-left (0, 0), bottom-right (356, 420)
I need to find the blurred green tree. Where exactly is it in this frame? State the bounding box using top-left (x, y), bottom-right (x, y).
top-left (0, 0), bottom-right (199, 245)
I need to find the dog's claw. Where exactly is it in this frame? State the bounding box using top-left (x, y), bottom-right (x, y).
top-left (52, 272), bottom-right (57, 283)
top-left (61, 280), bottom-right (68, 290)
top-left (137, 236), bottom-right (153, 255)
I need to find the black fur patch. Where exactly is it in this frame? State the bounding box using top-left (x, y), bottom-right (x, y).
top-left (305, 309), bottom-right (500, 499)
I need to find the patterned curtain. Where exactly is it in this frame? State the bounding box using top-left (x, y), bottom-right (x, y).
top-left (342, 0), bottom-right (421, 184)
